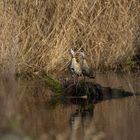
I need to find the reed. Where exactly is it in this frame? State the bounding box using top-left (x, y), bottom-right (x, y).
top-left (0, 0), bottom-right (139, 76)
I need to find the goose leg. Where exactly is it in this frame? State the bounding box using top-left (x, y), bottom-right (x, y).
top-left (83, 76), bottom-right (86, 84)
top-left (65, 75), bottom-right (76, 90)
top-left (73, 74), bottom-right (76, 85)
top-left (74, 76), bottom-right (78, 94)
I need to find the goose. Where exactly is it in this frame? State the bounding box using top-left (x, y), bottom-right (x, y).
top-left (68, 48), bottom-right (82, 84)
top-left (79, 49), bottom-right (95, 79)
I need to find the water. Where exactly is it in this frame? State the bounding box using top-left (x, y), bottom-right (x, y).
top-left (0, 73), bottom-right (140, 140)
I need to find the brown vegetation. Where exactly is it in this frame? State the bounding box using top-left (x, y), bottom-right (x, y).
top-left (0, 0), bottom-right (139, 76)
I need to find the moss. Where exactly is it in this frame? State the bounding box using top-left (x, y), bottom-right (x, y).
top-left (43, 75), bottom-right (63, 95)
top-left (15, 71), bottom-right (63, 95)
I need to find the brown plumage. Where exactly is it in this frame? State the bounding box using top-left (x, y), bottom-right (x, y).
top-left (69, 48), bottom-right (82, 76)
top-left (79, 49), bottom-right (95, 79)
top-left (68, 48), bottom-right (82, 84)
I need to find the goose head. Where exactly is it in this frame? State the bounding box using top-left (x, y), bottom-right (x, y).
top-left (69, 48), bottom-right (76, 58)
top-left (79, 49), bottom-right (86, 59)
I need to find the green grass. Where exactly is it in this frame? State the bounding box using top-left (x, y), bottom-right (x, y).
top-left (43, 75), bottom-right (63, 95)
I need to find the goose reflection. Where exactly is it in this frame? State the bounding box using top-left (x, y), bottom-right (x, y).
top-left (67, 81), bottom-right (135, 137)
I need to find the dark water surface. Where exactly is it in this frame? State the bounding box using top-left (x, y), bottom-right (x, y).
top-left (0, 73), bottom-right (140, 140)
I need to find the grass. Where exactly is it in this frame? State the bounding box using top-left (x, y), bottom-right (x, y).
top-left (0, 0), bottom-right (139, 77)
top-left (43, 74), bottom-right (63, 95)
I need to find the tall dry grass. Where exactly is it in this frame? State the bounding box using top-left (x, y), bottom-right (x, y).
top-left (0, 0), bottom-right (140, 76)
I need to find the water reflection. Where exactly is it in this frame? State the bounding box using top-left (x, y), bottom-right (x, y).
top-left (0, 73), bottom-right (140, 140)
top-left (69, 98), bottom-right (94, 129)
top-left (67, 86), bottom-right (134, 140)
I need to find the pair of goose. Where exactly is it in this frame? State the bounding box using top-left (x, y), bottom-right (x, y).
top-left (69, 48), bottom-right (95, 84)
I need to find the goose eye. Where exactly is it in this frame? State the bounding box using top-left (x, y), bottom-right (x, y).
top-left (71, 68), bottom-right (74, 71)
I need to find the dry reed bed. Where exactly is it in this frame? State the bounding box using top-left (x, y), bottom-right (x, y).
top-left (0, 0), bottom-right (139, 76)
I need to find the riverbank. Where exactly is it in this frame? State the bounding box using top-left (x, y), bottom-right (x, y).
top-left (0, 72), bottom-right (140, 140)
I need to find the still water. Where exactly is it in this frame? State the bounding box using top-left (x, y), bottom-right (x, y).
top-left (0, 73), bottom-right (140, 140)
